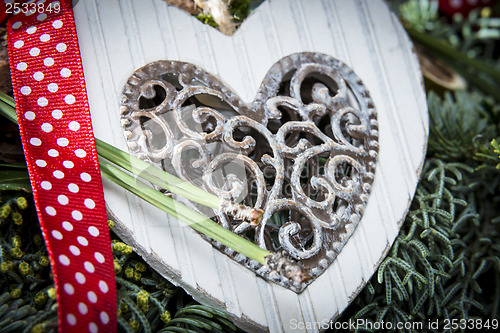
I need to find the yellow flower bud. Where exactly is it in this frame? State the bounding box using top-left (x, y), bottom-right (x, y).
top-left (161, 310), bottom-right (171, 323)
top-left (113, 260), bottom-right (122, 275)
top-left (18, 261), bottom-right (30, 275)
top-left (47, 288), bottom-right (56, 299)
top-left (0, 203), bottom-right (11, 219)
top-left (124, 267), bottom-right (134, 279)
top-left (135, 262), bottom-right (147, 273)
top-left (39, 256), bottom-right (50, 267)
top-left (12, 212), bottom-right (23, 225)
top-left (10, 288), bottom-right (21, 298)
top-left (16, 197), bottom-right (28, 210)
top-left (10, 247), bottom-right (23, 259)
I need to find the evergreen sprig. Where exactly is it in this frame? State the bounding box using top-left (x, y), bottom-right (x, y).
top-left (427, 90), bottom-right (497, 161)
top-left (0, 191), bottom-right (241, 333)
top-left (475, 139), bottom-right (500, 170)
top-left (338, 156), bottom-right (499, 332)
top-left (0, 190), bottom-right (58, 333)
top-left (335, 89), bottom-right (500, 332)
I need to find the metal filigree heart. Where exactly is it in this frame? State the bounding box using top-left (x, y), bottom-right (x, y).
top-left (120, 52), bottom-right (378, 292)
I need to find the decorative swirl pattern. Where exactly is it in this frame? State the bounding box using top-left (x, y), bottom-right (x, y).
top-left (120, 53), bottom-right (378, 292)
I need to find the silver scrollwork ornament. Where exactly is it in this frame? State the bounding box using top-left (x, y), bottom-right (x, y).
top-left (120, 52), bottom-right (378, 292)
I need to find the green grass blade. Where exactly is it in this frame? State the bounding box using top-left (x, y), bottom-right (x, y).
top-left (407, 28), bottom-right (500, 81)
top-left (0, 170), bottom-right (31, 192)
top-left (95, 139), bottom-right (222, 209)
top-left (0, 163), bottom-right (27, 169)
top-left (99, 159), bottom-right (270, 265)
top-left (0, 93), bottom-right (18, 125)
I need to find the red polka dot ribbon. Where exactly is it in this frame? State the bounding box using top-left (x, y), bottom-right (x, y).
top-left (4, 1), bottom-right (117, 332)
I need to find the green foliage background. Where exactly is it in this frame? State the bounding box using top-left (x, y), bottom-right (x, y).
top-left (1, 0), bottom-right (499, 332)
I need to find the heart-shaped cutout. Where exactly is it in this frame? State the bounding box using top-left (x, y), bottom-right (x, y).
top-left (120, 52), bottom-right (378, 292)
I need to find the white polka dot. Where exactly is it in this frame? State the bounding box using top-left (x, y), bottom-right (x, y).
top-left (26, 26), bottom-right (36, 34)
top-left (64, 95), bottom-right (76, 105)
top-left (40, 34), bottom-right (50, 43)
top-left (51, 109), bottom-right (62, 119)
top-left (58, 195), bottom-right (69, 205)
top-left (33, 72), bottom-right (44, 81)
top-left (98, 281), bottom-right (109, 294)
top-left (24, 111), bottom-right (35, 120)
top-left (51, 230), bottom-right (62, 240)
top-left (88, 291), bottom-right (98, 303)
top-left (72, 210), bottom-right (83, 221)
top-left (43, 57), bottom-right (54, 66)
top-left (12, 22), bottom-right (22, 29)
top-left (30, 138), bottom-right (41, 146)
top-left (29, 47), bottom-right (40, 56)
top-left (37, 13), bottom-right (47, 21)
top-left (66, 314), bottom-right (76, 326)
top-left (41, 123), bottom-right (53, 133)
top-left (56, 43), bottom-right (67, 52)
top-left (60, 68), bottom-right (71, 77)
top-left (89, 322), bottom-right (98, 333)
top-left (20, 86), bottom-right (31, 95)
top-left (47, 149), bottom-right (59, 157)
top-left (69, 245), bottom-right (80, 256)
top-left (35, 160), bottom-right (47, 167)
top-left (63, 160), bottom-right (74, 168)
top-left (68, 121), bottom-right (80, 131)
top-left (78, 236), bottom-right (89, 246)
top-left (78, 302), bottom-right (88, 315)
top-left (75, 272), bottom-right (86, 284)
top-left (16, 62), bottom-right (27, 71)
top-left (40, 181), bottom-right (52, 190)
top-left (84, 261), bottom-right (95, 273)
top-left (62, 221), bottom-right (73, 231)
top-left (45, 206), bottom-right (56, 216)
top-left (57, 137), bottom-right (69, 147)
top-left (75, 149), bottom-right (86, 158)
top-left (59, 254), bottom-right (70, 266)
top-left (81, 173), bottom-right (91, 182)
top-left (13, 40), bottom-right (24, 49)
top-left (64, 283), bottom-right (74, 295)
top-left (68, 183), bottom-right (79, 193)
top-left (100, 311), bottom-right (110, 325)
top-left (88, 226), bottom-right (99, 237)
top-left (53, 20), bottom-right (63, 29)
top-left (53, 170), bottom-right (64, 179)
top-left (84, 199), bottom-right (96, 209)
top-left (47, 83), bottom-right (58, 92)
top-left (94, 252), bottom-right (105, 264)
top-left (37, 97), bottom-right (48, 107)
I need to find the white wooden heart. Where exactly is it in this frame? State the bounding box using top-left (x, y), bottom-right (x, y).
top-left (74, 0), bottom-right (428, 331)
